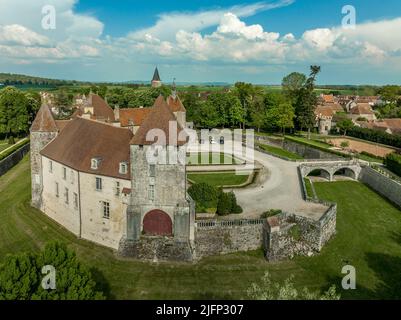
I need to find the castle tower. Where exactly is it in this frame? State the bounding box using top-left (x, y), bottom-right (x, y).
top-left (126, 95), bottom-right (194, 244)
top-left (30, 104), bottom-right (59, 209)
top-left (167, 80), bottom-right (187, 128)
top-left (151, 67), bottom-right (162, 88)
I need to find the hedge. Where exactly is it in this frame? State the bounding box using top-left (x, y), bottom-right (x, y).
top-left (0, 139), bottom-right (30, 161)
top-left (347, 127), bottom-right (401, 149)
top-left (385, 153), bottom-right (401, 177)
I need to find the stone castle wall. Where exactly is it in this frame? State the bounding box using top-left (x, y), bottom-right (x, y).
top-left (283, 139), bottom-right (344, 160)
top-left (0, 143), bottom-right (30, 177)
top-left (194, 220), bottom-right (264, 259)
top-left (359, 166), bottom-right (401, 208)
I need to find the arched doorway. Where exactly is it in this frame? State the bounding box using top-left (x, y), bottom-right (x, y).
top-left (143, 210), bottom-right (172, 236)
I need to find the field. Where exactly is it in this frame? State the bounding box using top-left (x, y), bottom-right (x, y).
top-left (328, 137), bottom-right (396, 158)
top-left (1, 156), bottom-right (401, 299)
top-left (187, 171), bottom-right (250, 187)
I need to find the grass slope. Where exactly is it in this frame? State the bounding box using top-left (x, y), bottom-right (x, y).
top-left (1, 156), bottom-right (401, 299)
top-left (187, 172), bottom-right (249, 187)
top-left (258, 143), bottom-right (303, 160)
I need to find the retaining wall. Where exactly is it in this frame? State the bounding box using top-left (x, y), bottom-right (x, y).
top-left (0, 143), bottom-right (30, 176)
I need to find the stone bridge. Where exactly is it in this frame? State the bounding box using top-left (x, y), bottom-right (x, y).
top-left (299, 160), bottom-right (363, 181)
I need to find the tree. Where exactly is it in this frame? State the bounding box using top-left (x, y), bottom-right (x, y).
top-left (294, 66), bottom-right (321, 138)
top-left (0, 86), bottom-right (35, 138)
top-left (266, 102), bottom-right (295, 135)
top-left (282, 72), bottom-right (307, 102)
top-left (336, 118), bottom-right (354, 136)
top-left (0, 242), bottom-right (105, 300)
top-left (247, 272), bottom-right (340, 300)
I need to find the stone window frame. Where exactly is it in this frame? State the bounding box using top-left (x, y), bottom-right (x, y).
top-left (55, 182), bottom-right (59, 198)
top-left (64, 187), bottom-right (69, 205)
top-left (73, 192), bottom-right (78, 210)
top-left (115, 181), bottom-right (120, 196)
top-left (62, 167), bottom-right (67, 180)
top-left (119, 162), bottom-right (128, 175)
top-left (148, 184), bottom-right (155, 201)
top-left (149, 164), bottom-right (156, 177)
top-left (95, 177), bottom-right (102, 191)
top-left (102, 201), bottom-right (110, 219)
top-left (49, 160), bottom-right (53, 173)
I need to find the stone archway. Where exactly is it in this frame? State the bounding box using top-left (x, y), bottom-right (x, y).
top-left (333, 167), bottom-right (356, 180)
top-left (143, 209), bottom-right (172, 236)
top-left (306, 168), bottom-right (331, 181)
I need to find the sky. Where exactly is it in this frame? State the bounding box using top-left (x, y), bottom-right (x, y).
top-left (1, 0), bottom-right (401, 84)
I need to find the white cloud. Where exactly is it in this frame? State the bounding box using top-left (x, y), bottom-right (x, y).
top-left (0, 24), bottom-right (49, 46)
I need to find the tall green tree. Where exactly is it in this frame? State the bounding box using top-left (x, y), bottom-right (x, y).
top-left (294, 66), bottom-right (321, 138)
top-left (0, 242), bottom-right (105, 300)
top-left (282, 72), bottom-right (307, 103)
top-left (266, 102), bottom-right (295, 134)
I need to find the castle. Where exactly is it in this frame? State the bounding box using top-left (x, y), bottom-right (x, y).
top-left (30, 69), bottom-right (195, 258)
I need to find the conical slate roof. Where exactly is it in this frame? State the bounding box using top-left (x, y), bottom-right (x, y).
top-left (130, 95), bottom-right (186, 146)
top-left (30, 103), bottom-right (58, 132)
top-left (152, 67), bottom-right (161, 82)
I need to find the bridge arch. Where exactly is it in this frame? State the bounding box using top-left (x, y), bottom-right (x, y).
top-left (305, 168), bottom-right (331, 181)
top-left (333, 167), bottom-right (357, 180)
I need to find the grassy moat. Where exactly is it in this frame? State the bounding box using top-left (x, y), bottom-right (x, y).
top-left (1, 156), bottom-right (401, 299)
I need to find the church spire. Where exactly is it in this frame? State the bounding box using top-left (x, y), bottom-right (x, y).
top-left (172, 78), bottom-right (177, 99)
top-left (151, 67), bottom-right (162, 88)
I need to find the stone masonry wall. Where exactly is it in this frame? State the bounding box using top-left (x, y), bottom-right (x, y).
top-left (194, 223), bottom-right (264, 259)
top-left (283, 139), bottom-right (344, 160)
top-left (0, 143), bottom-right (30, 176)
top-left (359, 166), bottom-right (401, 208)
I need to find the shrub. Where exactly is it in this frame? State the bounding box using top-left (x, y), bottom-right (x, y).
top-left (340, 141), bottom-right (350, 148)
top-left (7, 136), bottom-right (15, 145)
top-left (385, 153), bottom-right (401, 177)
top-left (216, 192), bottom-right (231, 216)
top-left (261, 209), bottom-right (282, 219)
top-left (227, 191), bottom-right (243, 214)
top-left (188, 183), bottom-right (219, 212)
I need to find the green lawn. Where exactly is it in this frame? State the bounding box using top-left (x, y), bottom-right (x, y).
top-left (187, 171), bottom-right (250, 187)
top-left (258, 143), bottom-right (304, 160)
top-left (187, 153), bottom-right (242, 166)
top-left (2, 156), bottom-right (401, 299)
top-left (303, 178), bottom-right (314, 198)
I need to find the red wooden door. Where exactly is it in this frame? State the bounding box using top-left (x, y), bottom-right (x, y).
top-left (143, 210), bottom-right (172, 236)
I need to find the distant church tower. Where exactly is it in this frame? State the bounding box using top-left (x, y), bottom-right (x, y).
top-left (151, 67), bottom-right (162, 88)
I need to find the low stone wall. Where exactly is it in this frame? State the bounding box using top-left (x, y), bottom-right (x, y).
top-left (359, 166), bottom-right (401, 208)
top-left (264, 205), bottom-right (337, 261)
top-left (0, 143), bottom-right (30, 176)
top-left (118, 237), bottom-right (193, 262)
top-left (194, 219), bottom-right (264, 259)
top-left (283, 139), bottom-right (344, 160)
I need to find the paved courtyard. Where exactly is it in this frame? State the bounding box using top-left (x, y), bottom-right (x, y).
top-left (187, 141), bottom-right (328, 220)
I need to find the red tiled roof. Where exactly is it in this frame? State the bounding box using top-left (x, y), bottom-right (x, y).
top-left (73, 94), bottom-right (115, 122)
top-left (30, 104), bottom-right (58, 132)
top-left (119, 108), bottom-right (153, 127)
top-left (167, 95), bottom-right (186, 112)
top-left (41, 117), bottom-right (133, 180)
top-left (351, 103), bottom-right (374, 115)
top-left (55, 120), bottom-right (71, 132)
top-left (130, 95), bottom-right (187, 146)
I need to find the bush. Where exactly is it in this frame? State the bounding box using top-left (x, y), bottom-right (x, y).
top-left (7, 136), bottom-right (15, 145)
top-left (340, 141), bottom-right (350, 148)
top-left (261, 209), bottom-right (282, 219)
top-left (385, 153), bottom-right (401, 177)
top-left (347, 127), bottom-right (401, 148)
top-left (188, 183), bottom-right (219, 212)
top-left (216, 192), bottom-right (231, 216)
top-left (0, 139), bottom-right (29, 161)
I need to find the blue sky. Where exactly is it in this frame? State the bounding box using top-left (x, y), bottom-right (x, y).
top-left (1, 0), bottom-right (401, 84)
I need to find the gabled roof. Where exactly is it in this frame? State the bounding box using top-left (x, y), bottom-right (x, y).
top-left (130, 95), bottom-right (186, 146)
top-left (55, 120), bottom-right (71, 132)
top-left (41, 117), bottom-right (133, 180)
top-left (152, 67), bottom-right (161, 82)
top-left (167, 95), bottom-right (186, 112)
top-left (73, 94), bottom-right (115, 122)
top-left (119, 107), bottom-right (153, 127)
top-left (351, 103), bottom-right (374, 115)
top-left (30, 104), bottom-right (58, 132)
